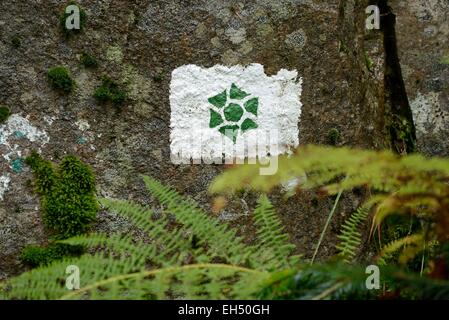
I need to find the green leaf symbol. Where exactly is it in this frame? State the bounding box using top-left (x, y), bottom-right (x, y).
top-left (208, 90), bottom-right (227, 108)
top-left (230, 83), bottom-right (250, 100)
top-left (208, 83), bottom-right (259, 144)
top-left (244, 98), bottom-right (258, 116)
top-left (219, 125), bottom-right (240, 144)
top-left (209, 109), bottom-right (224, 128)
top-left (241, 118), bottom-right (258, 133)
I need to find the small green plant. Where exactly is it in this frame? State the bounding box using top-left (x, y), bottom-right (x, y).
top-left (25, 152), bottom-right (98, 238)
top-left (80, 52), bottom-right (98, 68)
top-left (0, 106), bottom-right (11, 123)
top-left (59, 2), bottom-right (86, 35)
top-left (47, 66), bottom-right (75, 93)
top-left (440, 55), bottom-right (449, 65)
top-left (390, 115), bottom-right (416, 154)
top-left (153, 74), bottom-right (164, 82)
top-left (93, 77), bottom-right (127, 106)
top-left (11, 36), bottom-right (21, 48)
top-left (364, 51), bottom-right (374, 72)
top-left (327, 128), bottom-right (340, 145)
top-left (336, 206), bottom-right (370, 263)
top-left (20, 243), bottom-right (85, 268)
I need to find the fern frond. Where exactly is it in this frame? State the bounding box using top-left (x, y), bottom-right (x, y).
top-left (373, 194), bottom-right (439, 228)
top-left (143, 176), bottom-right (281, 269)
top-left (259, 262), bottom-right (375, 300)
top-left (60, 234), bottom-right (157, 266)
top-left (209, 146), bottom-right (401, 194)
top-left (336, 206), bottom-right (370, 263)
top-left (99, 198), bottom-right (201, 266)
top-left (5, 254), bottom-right (143, 300)
top-left (260, 262), bottom-right (449, 300)
top-left (59, 263), bottom-right (269, 300)
top-left (210, 144), bottom-right (449, 254)
top-left (4, 176), bottom-right (297, 300)
top-left (253, 195), bottom-right (300, 269)
top-left (378, 234), bottom-right (424, 266)
top-left (209, 145), bottom-right (449, 200)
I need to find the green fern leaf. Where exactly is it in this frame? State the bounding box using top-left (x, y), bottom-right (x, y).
top-left (336, 206), bottom-right (370, 263)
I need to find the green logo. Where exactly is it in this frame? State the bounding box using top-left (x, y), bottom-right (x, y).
top-left (208, 83), bottom-right (259, 143)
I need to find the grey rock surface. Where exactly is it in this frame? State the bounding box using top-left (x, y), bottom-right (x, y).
top-left (0, 0), bottom-right (445, 279)
top-left (393, 0), bottom-right (449, 156)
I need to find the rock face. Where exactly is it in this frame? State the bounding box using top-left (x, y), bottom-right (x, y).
top-left (392, 0), bottom-right (449, 156)
top-left (0, 0), bottom-right (444, 279)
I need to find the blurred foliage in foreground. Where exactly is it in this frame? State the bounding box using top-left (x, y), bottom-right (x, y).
top-left (211, 145), bottom-right (449, 298)
top-left (1, 177), bottom-right (299, 299)
top-left (1, 145), bottom-right (449, 299)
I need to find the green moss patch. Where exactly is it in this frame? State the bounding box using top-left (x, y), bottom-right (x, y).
top-left (440, 55), bottom-right (449, 65)
top-left (26, 151), bottom-right (98, 239)
top-left (0, 106), bottom-right (11, 123)
top-left (20, 243), bottom-right (85, 268)
top-left (47, 66), bottom-right (75, 93)
top-left (11, 36), bottom-right (21, 48)
top-left (80, 52), bottom-right (98, 68)
top-left (93, 78), bottom-right (127, 106)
